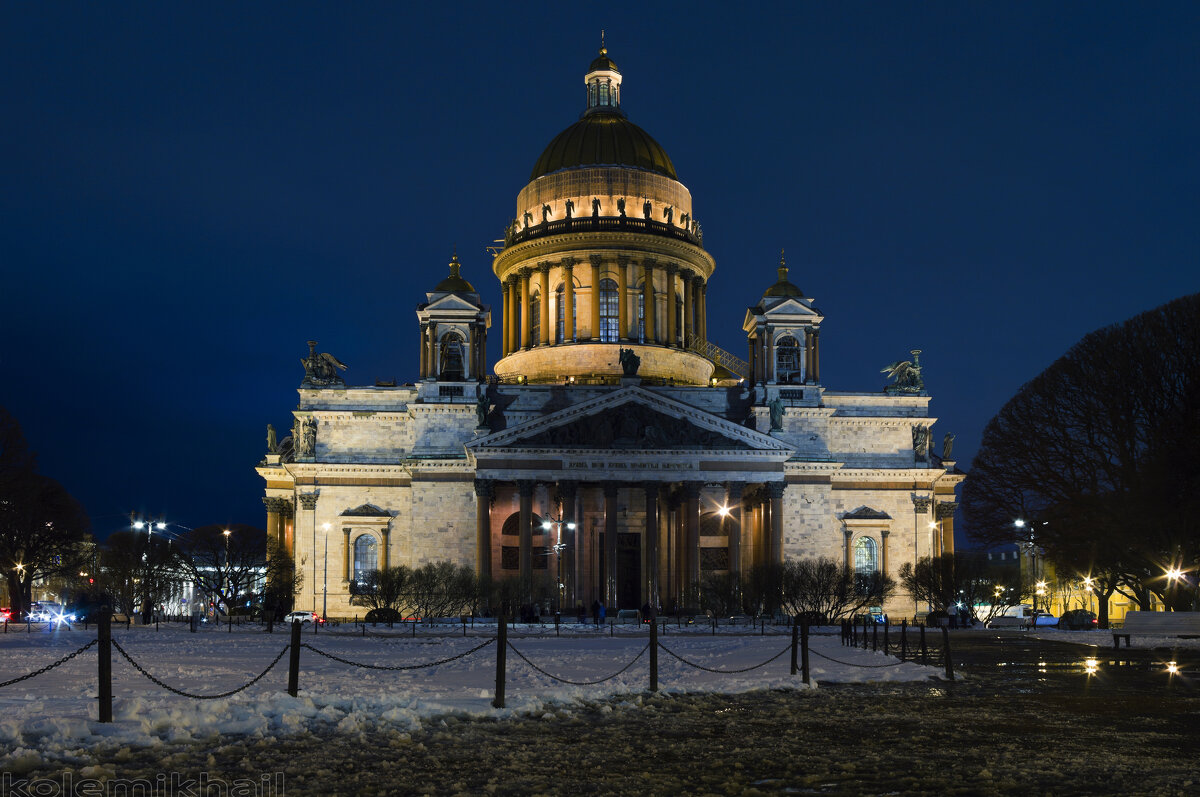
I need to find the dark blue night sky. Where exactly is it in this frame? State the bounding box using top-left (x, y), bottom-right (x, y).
top-left (2, 3), bottom-right (1197, 540)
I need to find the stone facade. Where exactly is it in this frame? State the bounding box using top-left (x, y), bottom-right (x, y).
top-left (256, 47), bottom-right (963, 618)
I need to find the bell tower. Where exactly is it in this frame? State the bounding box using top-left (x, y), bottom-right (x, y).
top-left (416, 253), bottom-right (491, 382)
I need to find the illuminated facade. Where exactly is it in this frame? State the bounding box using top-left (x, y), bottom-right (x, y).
top-left (257, 48), bottom-right (963, 616)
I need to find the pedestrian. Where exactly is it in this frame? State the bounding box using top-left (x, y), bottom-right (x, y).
top-left (598, 601), bottom-right (606, 623)
top-left (591, 599), bottom-right (601, 626)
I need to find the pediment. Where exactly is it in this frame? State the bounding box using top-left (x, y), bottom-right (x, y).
top-left (468, 386), bottom-right (791, 453)
top-left (421, 293), bottom-right (484, 313)
top-left (340, 503), bottom-right (392, 518)
top-left (842, 506), bottom-right (891, 521)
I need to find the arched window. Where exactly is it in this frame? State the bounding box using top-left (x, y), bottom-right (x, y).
top-left (353, 535), bottom-right (378, 583)
top-left (599, 278), bottom-right (618, 342)
top-left (439, 332), bottom-right (465, 380)
top-left (599, 82), bottom-right (609, 105)
top-left (555, 284), bottom-right (576, 343)
top-left (854, 537), bottom-right (878, 576)
top-left (675, 295), bottom-right (684, 346)
top-left (529, 291), bottom-right (540, 346)
top-left (776, 335), bottom-right (802, 383)
top-left (637, 292), bottom-right (645, 343)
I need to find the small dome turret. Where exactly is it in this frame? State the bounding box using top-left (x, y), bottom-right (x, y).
top-left (435, 252), bottom-right (476, 293)
top-left (762, 250), bottom-right (804, 299)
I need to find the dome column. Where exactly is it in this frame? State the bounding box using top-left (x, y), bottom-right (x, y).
top-left (419, 327), bottom-right (429, 377)
top-left (519, 268), bottom-right (532, 350)
top-left (665, 264), bottom-right (678, 347)
top-left (502, 276), bottom-right (513, 357)
top-left (589, 255), bottom-right (603, 341)
top-left (617, 256), bottom-right (630, 341)
top-left (563, 258), bottom-right (576, 343)
top-left (642, 260), bottom-right (657, 343)
top-left (698, 279), bottom-right (708, 345)
top-left (538, 263), bottom-right (551, 347)
top-left (682, 269), bottom-right (694, 348)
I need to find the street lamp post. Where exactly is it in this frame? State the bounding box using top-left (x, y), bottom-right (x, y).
top-left (223, 529), bottom-right (232, 615)
top-left (541, 516), bottom-right (576, 611)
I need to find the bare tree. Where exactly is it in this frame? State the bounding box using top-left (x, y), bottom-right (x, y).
top-left (350, 565), bottom-right (411, 620)
top-left (0, 420), bottom-right (91, 620)
top-left (898, 553), bottom-right (1026, 623)
top-left (777, 558), bottom-right (895, 623)
top-left (175, 524), bottom-right (266, 615)
top-left (99, 530), bottom-right (182, 619)
top-left (963, 294), bottom-right (1200, 621)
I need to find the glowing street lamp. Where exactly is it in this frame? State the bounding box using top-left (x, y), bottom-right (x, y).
top-left (542, 516), bottom-right (577, 609)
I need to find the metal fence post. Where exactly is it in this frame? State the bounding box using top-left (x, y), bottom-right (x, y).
top-left (941, 626), bottom-right (955, 681)
top-left (900, 619), bottom-right (907, 661)
top-left (790, 621), bottom-right (799, 675)
top-left (801, 621), bottom-right (811, 685)
top-left (649, 616), bottom-right (659, 693)
top-left (872, 621), bottom-right (878, 652)
top-left (287, 620), bottom-right (302, 697)
top-left (883, 622), bottom-right (889, 656)
top-left (920, 623), bottom-right (927, 665)
top-left (98, 613), bottom-right (112, 723)
top-left (493, 618), bottom-right (507, 709)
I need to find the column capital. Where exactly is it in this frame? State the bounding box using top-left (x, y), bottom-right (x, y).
top-left (556, 480), bottom-right (578, 499)
top-left (263, 496), bottom-right (285, 512)
top-left (517, 479), bottom-right (536, 497)
top-left (536, 261), bottom-right (551, 274)
top-left (844, 527), bottom-right (853, 540)
top-left (298, 493), bottom-right (319, 510)
top-left (474, 478), bottom-right (495, 498)
top-left (616, 254), bottom-right (631, 267)
top-left (518, 266), bottom-right (534, 279)
top-left (561, 256), bottom-right (576, 270)
top-left (279, 502), bottom-right (294, 518)
top-left (684, 482), bottom-right (703, 499)
top-left (936, 501), bottom-right (959, 519)
top-left (343, 527), bottom-right (351, 538)
top-left (680, 267), bottom-right (695, 281)
top-left (765, 482), bottom-right (786, 499)
top-left (880, 529), bottom-right (890, 539)
top-left (911, 494), bottom-right (933, 513)
top-left (644, 482), bottom-right (660, 499)
top-left (589, 253), bottom-right (603, 267)
top-left (663, 262), bottom-right (679, 275)
top-left (603, 481), bottom-right (619, 498)
top-left (725, 481), bottom-right (745, 500)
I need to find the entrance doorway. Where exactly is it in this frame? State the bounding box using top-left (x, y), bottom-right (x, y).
top-left (617, 533), bottom-right (641, 609)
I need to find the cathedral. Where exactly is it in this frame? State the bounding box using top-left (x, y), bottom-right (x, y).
top-left (256, 47), bottom-right (963, 617)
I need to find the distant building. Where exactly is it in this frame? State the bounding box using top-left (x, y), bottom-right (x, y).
top-left (256, 47), bottom-right (963, 616)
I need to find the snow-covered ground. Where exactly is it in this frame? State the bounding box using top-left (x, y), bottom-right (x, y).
top-left (0, 622), bottom-right (938, 773)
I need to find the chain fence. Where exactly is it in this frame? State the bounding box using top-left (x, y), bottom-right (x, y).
top-left (0, 639), bottom-right (97, 689)
top-left (506, 641), bottom-right (650, 686)
top-left (111, 640), bottom-right (291, 700)
top-left (808, 648), bottom-right (910, 669)
top-left (299, 638), bottom-right (495, 671)
top-left (657, 640), bottom-right (793, 674)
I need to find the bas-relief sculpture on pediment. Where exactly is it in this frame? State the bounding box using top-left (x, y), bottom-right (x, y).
top-left (512, 404), bottom-right (752, 450)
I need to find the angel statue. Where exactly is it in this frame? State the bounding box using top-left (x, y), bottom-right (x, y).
top-left (882, 349), bottom-right (924, 394)
top-left (301, 340), bottom-right (348, 387)
top-left (911, 425), bottom-right (930, 459)
top-left (942, 433), bottom-right (955, 461)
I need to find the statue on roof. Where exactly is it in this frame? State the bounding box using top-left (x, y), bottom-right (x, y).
top-left (882, 349), bottom-right (923, 394)
top-left (266, 424), bottom-right (278, 454)
top-left (943, 433), bottom-right (955, 461)
top-left (301, 340), bottom-right (348, 387)
top-left (617, 198), bottom-right (626, 217)
top-left (618, 347), bottom-right (641, 377)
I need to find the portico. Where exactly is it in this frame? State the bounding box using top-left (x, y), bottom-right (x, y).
top-left (467, 386), bottom-right (791, 609)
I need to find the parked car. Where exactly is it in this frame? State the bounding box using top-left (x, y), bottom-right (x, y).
top-left (1058, 609), bottom-right (1098, 630)
top-left (284, 611), bottom-right (325, 625)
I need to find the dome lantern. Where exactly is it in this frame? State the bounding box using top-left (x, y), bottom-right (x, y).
top-left (584, 33), bottom-right (622, 116)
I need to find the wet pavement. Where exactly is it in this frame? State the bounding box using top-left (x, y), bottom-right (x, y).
top-left (14, 631), bottom-right (1200, 796)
